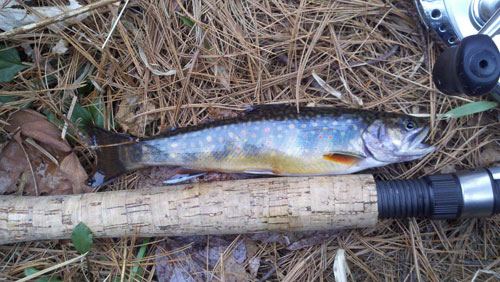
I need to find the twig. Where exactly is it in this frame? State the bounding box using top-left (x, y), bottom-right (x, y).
top-left (24, 137), bottom-right (59, 166)
top-left (18, 141), bottom-right (38, 196)
top-left (61, 95), bottom-right (77, 140)
top-left (0, 0), bottom-right (120, 40)
top-left (16, 252), bottom-right (88, 282)
top-left (400, 2), bottom-right (429, 70)
top-left (102, 0), bottom-right (130, 49)
top-left (347, 45), bottom-right (399, 68)
top-left (258, 254), bottom-right (292, 282)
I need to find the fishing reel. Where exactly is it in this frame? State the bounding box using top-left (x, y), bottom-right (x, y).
top-left (416, 0), bottom-right (500, 97)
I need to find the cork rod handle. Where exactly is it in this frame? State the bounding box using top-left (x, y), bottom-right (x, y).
top-left (0, 175), bottom-right (378, 244)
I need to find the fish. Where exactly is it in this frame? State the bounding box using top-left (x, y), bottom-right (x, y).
top-left (85, 105), bottom-right (435, 187)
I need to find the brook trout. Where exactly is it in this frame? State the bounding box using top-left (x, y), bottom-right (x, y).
top-left (86, 105), bottom-right (435, 187)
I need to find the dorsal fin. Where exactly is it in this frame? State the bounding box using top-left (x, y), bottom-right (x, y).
top-left (243, 104), bottom-right (293, 115)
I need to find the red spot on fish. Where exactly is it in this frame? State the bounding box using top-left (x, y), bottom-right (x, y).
top-left (237, 146), bottom-right (241, 150)
top-left (318, 135), bottom-right (323, 139)
top-left (290, 137), bottom-right (295, 141)
top-left (265, 128), bottom-right (270, 132)
top-left (329, 136), bottom-right (333, 139)
top-left (241, 130), bottom-right (246, 135)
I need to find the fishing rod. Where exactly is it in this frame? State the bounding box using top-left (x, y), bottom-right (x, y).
top-left (1, 167), bottom-right (499, 244)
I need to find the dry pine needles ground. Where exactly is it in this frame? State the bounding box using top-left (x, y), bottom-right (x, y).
top-left (1, 0), bottom-right (500, 281)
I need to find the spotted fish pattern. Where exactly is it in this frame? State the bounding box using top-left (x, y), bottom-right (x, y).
top-left (86, 105), bottom-right (435, 187)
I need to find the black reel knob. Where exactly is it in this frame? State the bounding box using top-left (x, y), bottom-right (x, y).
top-left (432, 34), bottom-right (500, 96)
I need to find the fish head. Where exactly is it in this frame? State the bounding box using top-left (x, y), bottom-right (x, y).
top-left (362, 115), bottom-right (435, 163)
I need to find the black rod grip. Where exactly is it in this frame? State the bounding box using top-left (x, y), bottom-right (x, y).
top-left (376, 168), bottom-right (500, 220)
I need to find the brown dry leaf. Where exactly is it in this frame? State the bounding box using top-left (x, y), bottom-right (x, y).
top-left (479, 142), bottom-right (500, 167)
top-left (5, 109), bottom-right (71, 152)
top-left (0, 110), bottom-right (89, 195)
top-left (115, 96), bottom-right (157, 136)
top-left (213, 63), bottom-right (232, 90)
top-left (206, 107), bottom-right (240, 121)
top-left (59, 153), bottom-right (88, 194)
top-left (0, 141), bottom-right (27, 194)
top-left (251, 229), bottom-right (342, 250)
top-left (136, 166), bottom-right (184, 188)
top-left (155, 235), bottom-right (256, 282)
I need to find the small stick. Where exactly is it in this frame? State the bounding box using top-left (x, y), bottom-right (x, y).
top-left (17, 252), bottom-right (88, 282)
top-left (0, 0), bottom-right (120, 40)
top-left (102, 0), bottom-right (130, 49)
top-left (18, 142), bottom-right (38, 196)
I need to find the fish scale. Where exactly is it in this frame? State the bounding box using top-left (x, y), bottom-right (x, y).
top-left (85, 106), bottom-right (435, 187)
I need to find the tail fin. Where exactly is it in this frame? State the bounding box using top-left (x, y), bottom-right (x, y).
top-left (85, 126), bottom-right (138, 187)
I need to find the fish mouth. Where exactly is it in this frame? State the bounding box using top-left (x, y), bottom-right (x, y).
top-left (407, 126), bottom-right (435, 156)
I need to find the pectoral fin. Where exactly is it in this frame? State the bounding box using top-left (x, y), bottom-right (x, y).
top-left (322, 152), bottom-right (365, 165)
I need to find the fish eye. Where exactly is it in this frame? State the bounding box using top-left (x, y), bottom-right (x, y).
top-left (405, 120), bottom-right (416, 131)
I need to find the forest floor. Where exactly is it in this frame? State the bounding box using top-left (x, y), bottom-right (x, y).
top-left (1, 0), bottom-right (500, 281)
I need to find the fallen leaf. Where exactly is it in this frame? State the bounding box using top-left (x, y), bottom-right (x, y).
top-left (439, 164), bottom-right (456, 174)
top-left (243, 238), bottom-right (261, 279)
top-left (59, 153), bottom-right (88, 194)
top-left (0, 44), bottom-right (28, 82)
top-left (0, 141), bottom-right (74, 195)
top-left (0, 0), bottom-right (89, 32)
top-left (155, 235), bottom-right (256, 282)
top-left (248, 257), bottom-right (260, 278)
top-left (137, 166), bottom-right (184, 188)
top-left (206, 107), bottom-right (240, 121)
top-left (213, 63), bottom-right (231, 90)
top-left (479, 142), bottom-right (500, 167)
top-left (0, 110), bottom-right (89, 195)
top-left (52, 39), bottom-right (68, 55)
top-left (312, 70), bottom-right (363, 106)
top-left (71, 222), bottom-right (93, 254)
top-left (251, 229), bottom-right (342, 250)
top-left (0, 141), bottom-right (26, 194)
top-left (115, 96), bottom-right (157, 136)
top-left (5, 109), bottom-right (71, 152)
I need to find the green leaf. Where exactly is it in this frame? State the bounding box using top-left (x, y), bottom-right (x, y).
top-left (35, 277), bottom-right (63, 282)
top-left (438, 101), bottom-right (499, 120)
top-left (24, 267), bottom-right (39, 276)
top-left (71, 222), bottom-right (93, 254)
top-left (0, 45), bottom-right (28, 82)
top-left (130, 238), bottom-right (150, 281)
top-left (204, 41), bottom-right (211, 50)
top-left (44, 110), bottom-right (61, 128)
top-left (24, 268), bottom-right (62, 282)
top-left (0, 95), bottom-right (18, 103)
top-left (77, 81), bottom-right (94, 96)
top-left (89, 98), bottom-right (105, 128)
top-left (71, 102), bottom-right (93, 128)
top-left (179, 15), bottom-right (195, 27)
